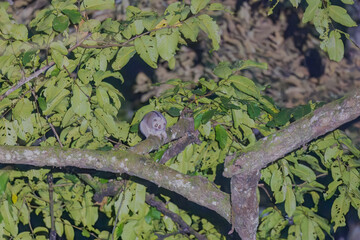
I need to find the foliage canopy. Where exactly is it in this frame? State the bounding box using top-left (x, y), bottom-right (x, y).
top-left (0, 0), bottom-right (359, 239)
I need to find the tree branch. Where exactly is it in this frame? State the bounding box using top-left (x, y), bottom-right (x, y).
top-left (0, 145), bottom-right (231, 222)
top-left (224, 88), bottom-right (360, 177)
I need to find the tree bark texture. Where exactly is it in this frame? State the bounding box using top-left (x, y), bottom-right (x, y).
top-left (224, 88), bottom-right (360, 177)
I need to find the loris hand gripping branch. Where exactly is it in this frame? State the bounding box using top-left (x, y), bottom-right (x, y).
top-left (139, 111), bottom-right (167, 140)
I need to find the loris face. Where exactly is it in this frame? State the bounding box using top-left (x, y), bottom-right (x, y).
top-left (151, 116), bottom-right (166, 131)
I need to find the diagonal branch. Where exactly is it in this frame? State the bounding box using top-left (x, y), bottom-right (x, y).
top-left (0, 33), bottom-right (92, 101)
top-left (145, 194), bottom-right (207, 240)
top-left (224, 88), bottom-right (360, 177)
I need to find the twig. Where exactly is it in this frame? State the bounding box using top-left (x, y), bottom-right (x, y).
top-left (145, 194), bottom-right (207, 240)
top-left (47, 173), bottom-right (57, 240)
top-left (0, 33), bottom-right (92, 101)
top-left (45, 116), bottom-right (64, 148)
top-left (112, 183), bottom-right (127, 240)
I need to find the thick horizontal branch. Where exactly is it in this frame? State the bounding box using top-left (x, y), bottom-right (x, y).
top-left (0, 145), bottom-right (231, 222)
top-left (224, 88), bottom-right (360, 177)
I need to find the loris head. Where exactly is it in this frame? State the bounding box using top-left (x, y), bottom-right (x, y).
top-left (139, 111), bottom-right (167, 139)
top-left (150, 112), bottom-right (166, 131)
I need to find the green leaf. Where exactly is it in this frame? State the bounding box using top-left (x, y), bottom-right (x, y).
top-left (51, 49), bottom-right (64, 68)
top-left (213, 62), bottom-right (232, 79)
top-left (341, 0), bottom-right (354, 3)
top-left (167, 107), bottom-right (181, 117)
top-left (93, 70), bottom-right (124, 85)
top-left (285, 186), bottom-right (296, 217)
top-left (327, 30), bottom-right (344, 62)
top-left (179, 18), bottom-right (199, 42)
top-left (273, 108), bottom-right (292, 126)
top-left (292, 104), bottom-right (311, 120)
top-left (50, 41), bottom-right (68, 55)
top-left (134, 36), bottom-right (158, 68)
top-left (215, 124), bottom-right (227, 149)
top-left (156, 29), bottom-right (180, 61)
top-left (53, 15), bottom-right (69, 33)
top-left (324, 180), bottom-right (342, 200)
top-left (247, 102), bottom-right (261, 119)
top-left (78, 69), bottom-right (93, 84)
top-left (62, 9), bottom-right (82, 24)
top-left (303, 0), bottom-right (320, 23)
top-left (80, 19), bottom-right (100, 32)
top-left (81, 0), bottom-right (115, 11)
top-left (112, 46), bottom-right (136, 70)
top-left (199, 78), bottom-right (216, 90)
top-left (101, 18), bottom-right (120, 33)
top-left (134, 184), bottom-right (146, 214)
top-left (81, 229), bottom-right (91, 238)
top-left (300, 217), bottom-right (316, 240)
top-left (198, 14), bottom-right (220, 50)
top-left (0, 120), bottom-right (17, 145)
top-left (22, 50), bottom-right (36, 66)
top-left (229, 75), bottom-right (260, 99)
top-left (10, 24), bottom-right (28, 41)
top-left (94, 108), bottom-right (118, 136)
top-left (289, 0), bottom-right (301, 8)
top-left (64, 220), bottom-right (74, 240)
top-left (290, 164), bottom-right (316, 182)
top-left (191, 0), bottom-right (210, 14)
top-left (71, 85), bottom-right (91, 117)
top-left (0, 201), bottom-right (18, 236)
top-left (55, 218), bottom-right (64, 237)
top-left (194, 113), bottom-right (203, 130)
top-left (328, 5), bottom-right (357, 27)
top-left (133, 19), bottom-right (144, 35)
top-left (334, 130), bottom-right (360, 157)
top-left (145, 207), bottom-right (161, 224)
top-left (208, 3), bottom-right (225, 11)
top-left (13, 98), bottom-right (33, 121)
top-left (201, 109), bottom-right (216, 124)
top-left (0, 172), bottom-right (9, 194)
top-left (121, 221), bottom-right (137, 239)
top-left (331, 192), bottom-right (350, 231)
top-left (233, 60), bottom-right (268, 71)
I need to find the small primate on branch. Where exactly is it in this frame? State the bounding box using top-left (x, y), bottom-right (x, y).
top-left (139, 111), bottom-right (168, 141)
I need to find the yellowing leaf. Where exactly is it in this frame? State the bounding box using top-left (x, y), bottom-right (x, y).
top-left (11, 194), bottom-right (17, 204)
top-left (154, 19), bottom-right (168, 29)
